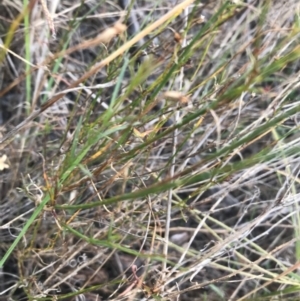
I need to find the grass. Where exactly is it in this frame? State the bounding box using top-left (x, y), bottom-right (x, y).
top-left (1, 0), bottom-right (300, 300)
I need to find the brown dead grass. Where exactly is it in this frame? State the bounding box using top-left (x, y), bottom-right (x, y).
top-left (1, 0), bottom-right (300, 301)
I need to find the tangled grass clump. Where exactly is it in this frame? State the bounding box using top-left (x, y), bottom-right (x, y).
top-left (1, 0), bottom-right (300, 300)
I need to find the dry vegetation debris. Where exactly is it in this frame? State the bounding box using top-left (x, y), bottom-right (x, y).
top-left (1, 0), bottom-right (300, 300)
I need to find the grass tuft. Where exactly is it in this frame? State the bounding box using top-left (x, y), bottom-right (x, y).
top-left (1, 0), bottom-right (300, 300)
